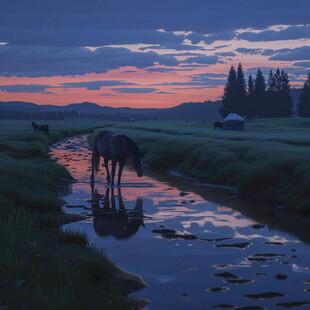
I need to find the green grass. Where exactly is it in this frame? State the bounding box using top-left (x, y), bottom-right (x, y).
top-left (91, 118), bottom-right (310, 212)
top-left (0, 119), bottom-right (134, 309)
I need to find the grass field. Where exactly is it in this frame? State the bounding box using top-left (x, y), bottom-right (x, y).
top-left (89, 118), bottom-right (310, 212)
top-left (2, 116), bottom-right (310, 308)
top-left (0, 119), bottom-right (140, 309)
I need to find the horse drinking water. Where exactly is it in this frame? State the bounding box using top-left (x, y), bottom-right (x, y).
top-left (31, 121), bottom-right (49, 134)
top-left (91, 130), bottom-right (144, 186)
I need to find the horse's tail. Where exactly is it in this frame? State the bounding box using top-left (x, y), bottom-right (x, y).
top-left (92, 139), bottom-right (100, 174)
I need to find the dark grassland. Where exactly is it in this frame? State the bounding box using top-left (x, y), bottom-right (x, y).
top-left (0, 119), bottom-right (139, 309)
top-left (90, 118), bottom-right (310, 213)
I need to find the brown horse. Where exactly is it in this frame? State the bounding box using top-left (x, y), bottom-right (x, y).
top-left (31, 121), bottom-right (49, 134)
top-left (91, 130), bottom-right (144, 186)
top-left (214, 121), bottom-right (223, 130)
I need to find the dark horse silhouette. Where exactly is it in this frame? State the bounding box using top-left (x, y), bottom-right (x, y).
top-left (91, 187), bottom-right (144, 239)
top-left (31, 121), bottom-right (49, 134)
top-left (91, 130), bottom-right (144, 186)
top-left (214, 121), bottom-right (223, 130)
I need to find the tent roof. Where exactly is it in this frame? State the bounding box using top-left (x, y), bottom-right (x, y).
top-left (224, 113), bottom-right (245, 121)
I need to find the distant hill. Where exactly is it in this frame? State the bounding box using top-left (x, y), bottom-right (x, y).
top-left (0, 100), bottom-right (222, 121)
top-left (0, 101), bottom-right (45, 112)
top-left (158, 100), bottom-right (222, 121)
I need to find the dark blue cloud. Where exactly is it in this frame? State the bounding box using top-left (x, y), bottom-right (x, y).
top-left (186, 33), bottom-right (206, 44)
top-left (112, 87), bottom-right (157, 93)
top-left (0, 84), bottom-right (49, 93)
top-left (146, 67), bottom-right (194, 73)
top-left (215, 51), bottom-right (236, 57)
top-left (173, 86), bottom-right (206, 90)
top-left (0, 45), bottom-right (178, 77)
top-left (182, 55), bottom-right (219, 64)
top-left (60, 80), bottom-right (137, 90)
top-left (155, 91), bottom-right (176, 94)
top-left (239, 25), bottom-right (310, 42)
top-left (269, 46), bottom-right (310, 61)
top-left (99, 93), bottom-right (116, 96)
top-left (293, 61), bottom-right (310, 68)
top-left (186, 31), bottom-right (236, 45)
top-left (152, 77), bottom-right (225, 86)
top-left (235, 48), bottom-right (262, 55)
top-left (0, 27), bottom-right (185, 47)
top-left (192, 72), bottom-right (227, 78)
top-left (3, 1), bottom-right (308, 35)
top-left (139, 43), bottom-right (204, 51)
top-left (146, 68), bottom-right (178, 73)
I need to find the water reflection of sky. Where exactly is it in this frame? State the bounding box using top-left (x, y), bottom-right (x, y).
top-left (51, 135), bottom-right (310, 310)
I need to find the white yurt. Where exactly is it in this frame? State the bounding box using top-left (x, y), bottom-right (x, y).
top-left (223, 113), bottom-right (245, 131)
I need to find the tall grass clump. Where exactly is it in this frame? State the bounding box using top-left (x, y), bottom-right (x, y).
top-left (100, 119), bottom-right (310, 212)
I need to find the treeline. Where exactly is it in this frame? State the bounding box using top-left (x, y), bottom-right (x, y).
top-left (219, 63), bottom-right (310, 118)
top-left (0, 110), bottom-right (70, 120)
top-left (298, 72), bottom-right (310, 117)
top-left (0, 109), bottom-right (155, 121)
top-left (219, 63), bottom-right (294, 118)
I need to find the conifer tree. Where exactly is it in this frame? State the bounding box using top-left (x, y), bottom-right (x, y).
top-left (266, 70), bottom-right (277, 117)
top-left (236, 62), bottom-right (247, 115)
top-left (246, 74), bottom-right (255, 117)
top-left (298, 71), bottom-right (310, 117)
top-left (219, 65), bottom-right (237, 117)
top-left (279, 70), bottom-right (293, 117)
top-left (248, 74), bottom-right (254, 95)
top-left (253, 68), bottom-right (266, 117)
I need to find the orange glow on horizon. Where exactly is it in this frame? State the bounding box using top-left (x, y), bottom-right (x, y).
top-left (0, 56), bottom-right (304, 108)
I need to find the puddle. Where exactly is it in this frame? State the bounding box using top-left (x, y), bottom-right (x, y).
top-left (50, 135), bottom-right (310, 310)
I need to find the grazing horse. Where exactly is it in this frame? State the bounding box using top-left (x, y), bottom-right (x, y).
top-left (91, 130), bottom-right (144, 186)
top-left (214, 121), bottom-right (223, 130)
top-left (31, 121), bottom-right (49, 134)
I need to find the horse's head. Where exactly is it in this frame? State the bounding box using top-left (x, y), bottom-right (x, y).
top-left (31, 121), bottom-right (35, 128)
top-left (133, 152), bottom-right (144, 177)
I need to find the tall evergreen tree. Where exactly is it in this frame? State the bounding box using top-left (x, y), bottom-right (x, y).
top-left (279, 70), bottom-right (293, 117)
top-left (267, 70), bottom-right (276, 92)
top-left (253, 68), bottom-right (266, 117)
top-left (246, 74), bottom-right (255, 117)
top-left (274, 68), bottom-right (282, 92)
top-left (236, 62), bottom-right (247, 115)
top-left (248, 74), bottom-right (254, 95)
top-left (265, 68), bottom-right (292, 117)
top-left (298, 71), bottom-right (310, 117)
top-left (219, 65), bottom-right (237, 117)
top-left (266, 70), bottom-right (277, 117)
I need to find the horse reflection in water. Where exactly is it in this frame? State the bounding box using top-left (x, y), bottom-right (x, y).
top-left (91, 187), bottom-right (144, 240)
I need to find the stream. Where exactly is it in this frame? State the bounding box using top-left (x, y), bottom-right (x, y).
top-left (50, 135), bottom-right (310, 310)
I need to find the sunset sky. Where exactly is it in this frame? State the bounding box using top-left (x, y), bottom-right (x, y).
top-left (0, 0), bottom-right (310, 108)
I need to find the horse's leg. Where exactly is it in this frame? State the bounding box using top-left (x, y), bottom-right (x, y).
top-left (90, 154), bottom-right (96, 186)
top-left (111, 159), bottom-right (117, 186)
top-left (117, 188), bottom-right (125, 211)
top-left (104, 158), bottom-right (111, 184)
top-left (117, 160), bottom-right (125, 186)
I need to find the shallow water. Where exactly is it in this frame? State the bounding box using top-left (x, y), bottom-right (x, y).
top-left (50, 135), bottom-right (310, 310)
